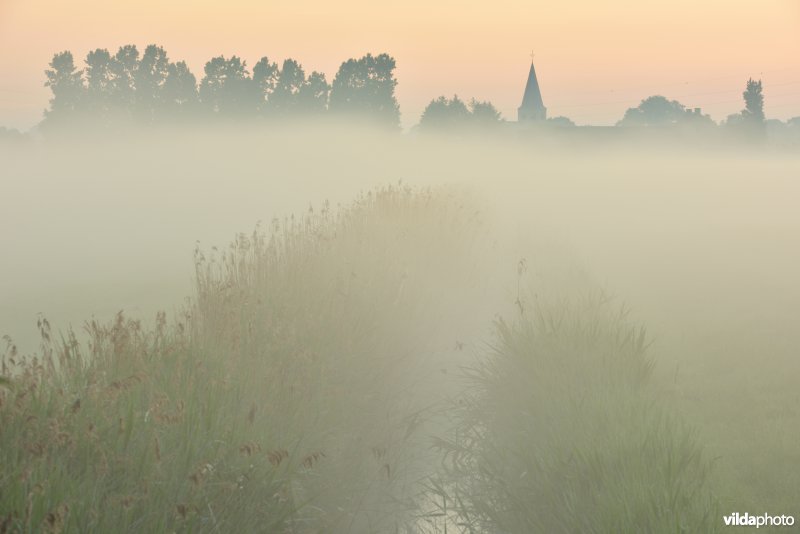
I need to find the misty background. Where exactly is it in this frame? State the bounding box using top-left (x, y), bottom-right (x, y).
top-left (2, 124), bottom-right (799, 531)
top-left (1, 3), bottom-right (799, 529)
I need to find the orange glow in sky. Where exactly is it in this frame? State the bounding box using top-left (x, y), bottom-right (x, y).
top-left (1, 0), bottom-right (798, 129)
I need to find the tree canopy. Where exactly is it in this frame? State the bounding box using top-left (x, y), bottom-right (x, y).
top-left (724, 78), bottom-right (767, 139)
top-left (39, 48), bottom-right (782, 143)
top-left (617, 95), bottom-right (712, 127)
top-left (547, 116), bottom-right (576, 127)
top-left (44, 51), bottom-right (84, 123)
top-left (329, 53), bottom-right (400, 129)
top-left (418, 95), bottom-right (503, 131)
top-left (42, 45), bottom-right (401, 131)
top-left (742, 78), bottom-right (765, 123)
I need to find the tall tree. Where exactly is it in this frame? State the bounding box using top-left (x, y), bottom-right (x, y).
top-left (136, 45), bottom-right (170, 119)
top-left (163, 60), bottom-right (198, 116)
top-left (44, 51), bottom-right (84, 125)
top-left (199, 56), bottom-right (255, 116)
top-left (109, 45), bottom-right (140, 114)
top-left (252, 57), bottom-right (279, 114)
top-left (618, 95), bottom-right (687, 126)
top-left (419, 95), bottom-right (470, 130)
top-left (84, 48), bottom-right (113, 117)
top-left (469, 99), bottom-right (503, 125)
top-left (742, 78), bottom-right (764, 123)
top-left (270, 59), bottom-right (306, 114)
top-left (329, 53), bottom-right (400, 129)
top-left (418, 96), bottom-right (502, 131)
top-left (298, 71), bottom-right (330, 114)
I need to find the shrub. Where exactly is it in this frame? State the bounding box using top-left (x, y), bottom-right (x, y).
top-left (433, 295), bottom-right (721, 533)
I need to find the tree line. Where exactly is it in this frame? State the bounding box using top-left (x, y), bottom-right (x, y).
top-left (616, 78), bottom-right (766, 129)
top-left (43, 45), bottom-right (400, 130)
top-left (418, 78), bottom-right (774, 132)
top-left (34, 45), bottom-right (800, 137)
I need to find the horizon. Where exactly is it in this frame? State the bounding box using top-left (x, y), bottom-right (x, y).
top-left (1, 0), bottom-right (799, 130)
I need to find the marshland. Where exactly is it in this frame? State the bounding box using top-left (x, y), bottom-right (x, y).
top-left (1, 125), bottom-right (798, 532)
top-left (2, 3), bottom-right (800, 525)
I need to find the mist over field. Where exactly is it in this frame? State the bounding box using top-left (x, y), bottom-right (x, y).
top-left (3, 127), bottom-right (797, 351)
top-left (1, 125), bottom-right (799, 532)
top-left (2, 0), bottom-right (799, 526)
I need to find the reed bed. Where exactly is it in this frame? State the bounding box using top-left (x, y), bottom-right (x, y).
top-left (429, 294), bottom-right (722, 533)
top-left (1, 184), bottom-right (726, 533)
top-left (0, 184), bottom-right (486, 533)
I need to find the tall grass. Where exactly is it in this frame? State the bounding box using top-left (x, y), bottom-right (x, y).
top-left (0, 184), bottom-right (486, 533)
top-left (430, 294), bottom-right (722, 533)
top-left (0, 184), bottom-right (726, 533)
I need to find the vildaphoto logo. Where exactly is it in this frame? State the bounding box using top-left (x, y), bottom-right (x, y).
top-left (723, 512), bottom-right (795, 528)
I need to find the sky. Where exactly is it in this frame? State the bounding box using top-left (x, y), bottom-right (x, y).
top-left (0, 0), bottom-right (798, 129)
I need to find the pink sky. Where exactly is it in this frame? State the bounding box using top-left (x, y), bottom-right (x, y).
top-left (1, 0), bottom-right (798, 129)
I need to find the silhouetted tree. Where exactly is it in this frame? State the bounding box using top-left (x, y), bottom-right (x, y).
top-left (109, 45), bottom-right (140, 113)
top-left (469, 99), bottom-right (503, 124)
top-left (44, 44), bottom-right (203, 129)
top-left (270, 59), bottom-right (306, 114)
top-left (298, 71), bottom-right (330, 114)
top-left (84, 48), bottom-right (113, 117)
top-left (742, 78), bottom-right (764, 123)
top-left (136, 45), bottom-right (170, 119)
top-left (419, 95), bottom-right (470, 130)
top-left (419, 96), bottom-right (503, 131)
top-left (199, 56), bottom-right (255, 116)
top-left (547, 116), bottom-right (576, 127)
top-left (618, 95), bottom-right (714, 128)
top-left (163, 61), bottom-right (198, 116)
top-left (618, 96), bottom-right (686, 126)
top-left (44, 51), bottom-right (84, 126)
top-left (329, 53), bottom-right (400, 129)
top-left (252, 57), bottom-right (279, 113)
top-left (725, 79), bottom-right (766, 140)
top-left (724, 113), bottom-right (744, 127)
top-left (43, 47), bottom-right (406, 129)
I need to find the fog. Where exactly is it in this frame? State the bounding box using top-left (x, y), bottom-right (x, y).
top-left (4, 127), bottom-right (797, 351)
top-left (1, 125), bottom-right (798, 531)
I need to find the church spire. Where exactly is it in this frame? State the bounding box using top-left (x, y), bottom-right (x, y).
top-left (518, 58), bottom-right (547, 121)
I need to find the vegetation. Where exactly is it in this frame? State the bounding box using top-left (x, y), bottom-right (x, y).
top-left (0, 185), bottom-right (485, 532)
top-left (329, 54), bottom-right (401, 130)
top-left (42, 45), bottom-right (400, 131)
top-left (742, 78), bottom-right (765, 124)
top-left (35, 44), bottom-right (795, 144)
top-left (617, 95), bottom-right (714, 127)
top-left (431, 296), bottom-right (721, 533)
top-left (725, 78), bottom-right (767, 133)
top-left (2, 178), bottom-right (796, 532)
top-left (546, 115), bottom-right (576, 127)
top-left (418, 96), bottom-right (503, 131)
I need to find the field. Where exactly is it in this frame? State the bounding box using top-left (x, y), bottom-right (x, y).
top-left (1, 127), bottom-right (798, 532)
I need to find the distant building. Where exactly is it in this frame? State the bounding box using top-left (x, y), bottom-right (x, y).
top-left (518, 61), bottom-right (547, 121)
